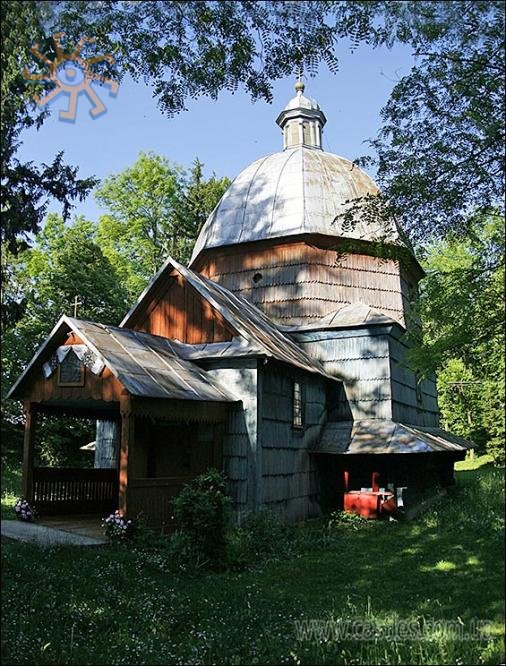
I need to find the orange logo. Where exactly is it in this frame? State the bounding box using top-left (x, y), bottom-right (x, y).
top-left (24, 33), bottom-right (118, 121)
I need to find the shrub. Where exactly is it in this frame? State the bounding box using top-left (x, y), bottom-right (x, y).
top-left (102, 510), bottom-right (135, 543)
top-left (172, 469), bottom-right (230, 566)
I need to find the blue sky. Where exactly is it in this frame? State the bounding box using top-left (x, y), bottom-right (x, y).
top-left (19, 40), bottom-right (415, 222)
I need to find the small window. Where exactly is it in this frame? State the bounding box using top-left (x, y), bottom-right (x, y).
top-left (290, 122), bottom-right (299, 145)
top-left (58, 349), bottom-right (85, 386)
top-left (252, 272), bottom-right (263, 284)
top-left (293, 381), bottom-right (303, 428)
top-left (302, 121), bottom-right (312, 145)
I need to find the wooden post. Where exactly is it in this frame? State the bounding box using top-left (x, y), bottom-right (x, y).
top-left (22, 401), bottom-right (36, 501)
top-left (118, 394), bottom-right (134, 516)
top-left (343, 470), bottom-right (349, 493)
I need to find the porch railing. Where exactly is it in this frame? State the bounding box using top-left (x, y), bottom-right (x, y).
top-left (32, 467), bottom-right (118, 515)
top-left (128, 476), bottom-right (193, 529)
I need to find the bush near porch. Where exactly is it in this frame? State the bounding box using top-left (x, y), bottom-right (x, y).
top-left (1, 453), bottom-right (504, 665)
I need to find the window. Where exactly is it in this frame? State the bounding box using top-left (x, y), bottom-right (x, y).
top-left (302, 121), bottom-right (312, 145)
top-left (57, 349), bottom-right (85, 386)
top-left (290, 121), bottom-right (299, 145)
top-left (293, 380), bottom-right (303, 428)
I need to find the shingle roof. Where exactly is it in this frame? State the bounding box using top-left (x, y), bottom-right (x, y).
top-left (314, 420), bottom-right (473, 454)
top-left (280, 302), bottom-right (400, 332)
top-left (121, 256), bottom-right (337, 381)
top-left (8, 316), bottom-right (238, 403)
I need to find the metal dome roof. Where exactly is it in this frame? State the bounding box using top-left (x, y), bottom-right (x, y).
top-left (283, 92), bottom-right (320, 112)
top-left (190, 146), bottom-right (403, 264)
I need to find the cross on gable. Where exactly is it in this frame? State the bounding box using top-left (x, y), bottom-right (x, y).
top-left (72, 296), bottom-right (82, 318)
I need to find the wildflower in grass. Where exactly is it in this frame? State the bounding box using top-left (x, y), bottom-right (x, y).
top-left (14, 498), bottom-right (37, 522)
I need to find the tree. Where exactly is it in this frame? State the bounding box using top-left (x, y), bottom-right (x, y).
top-left (1, 214), bottom-right (129, 462)
top-left (5, 2), bottom-right (503, 247)
top-left (2, 214), bottom-right (128, 406)
top-left (96, 152), bottom-right (230, 299)
top-left (176, 158), bottom-right (232, 246)
top-left (1, 1), bottom-right (98, 255)
top-left (406, 213), bottom-right (505, 461)
top-left (366, 1), bottom-right (505, 243)
top-left (52, 0), bottom-right (504, 244)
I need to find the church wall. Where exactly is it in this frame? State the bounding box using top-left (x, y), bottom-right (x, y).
top-left (258, 361), bottom-right (328, 522)
top-left (291, 325), bottom-right (440, 426)
top-left (291, 327), bottom-right (394, 421)
top-left (203, 359), bottom-right (259, 517)
top-left (388, 328), bottom-right (440, 427)
top-left (195, 239), bottom-right (416, 327)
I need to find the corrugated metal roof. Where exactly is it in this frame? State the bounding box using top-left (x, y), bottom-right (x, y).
top-left (190, 147), bottom-right (407, 264)
top-left (121, 256), bottom-right (337, 382)
top-left (314, 420), bottom-right (473, 454)
top-left (8, 316), bottom-right (238, 403)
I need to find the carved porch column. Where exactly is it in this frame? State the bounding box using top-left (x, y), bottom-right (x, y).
top-left (22, 401), bottom-right (36, 501)
top-left (118, 394), bottom-right (134, 516)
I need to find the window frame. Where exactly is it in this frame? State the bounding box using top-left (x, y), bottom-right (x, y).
top-left (292, 380), bottom-right (304, 429)
top-left (57, 349), bottom-right (85, 387)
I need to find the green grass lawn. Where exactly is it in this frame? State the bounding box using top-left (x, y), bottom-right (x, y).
top-left (1, 455), bottom-right (504, 665)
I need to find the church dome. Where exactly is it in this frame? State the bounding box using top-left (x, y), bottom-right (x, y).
top-left (190, 147), bottom-right (402, 264)
top-left (190, 80), bottom-right (408, 266)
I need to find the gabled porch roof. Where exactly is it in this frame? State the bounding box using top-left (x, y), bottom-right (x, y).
top-left (8, 315), bottom-right (238, 404)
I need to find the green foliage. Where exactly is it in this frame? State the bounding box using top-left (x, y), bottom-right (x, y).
top-left (407, 213), bottom-right (505, 462)
top-left (51, 1), bottom-right (504, 243)
top-left (1, 214), bottom-right (128, 463)
top-left (35, 414), bottom-right (95, 469)
top-left (365, 1), bottom-right (505, 242)
top-left (1, 2), bottom-right (97, 254)
top-left (55, 1), bottom-right (346, 115)
top-left (172, 469), bottom-right (231, 566)
top-left (227, 509), bottom-right (289, 568)
top-left (1, 456), bottom-right (504, 665)
top-left (2, 214), bottom-right (128, 399)
top-left (3, 2), bottom-right (504, 249)
top-left (96, 153), bottom-right (230, 298)
top-left (327, 510), bottom-right (369, 530)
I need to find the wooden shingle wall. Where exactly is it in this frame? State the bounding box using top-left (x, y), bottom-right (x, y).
top-left (388, 328), bottom-right (439, 426)
top-left (292, 325), bottom-right (440, 426)
top-left (128, 270), bottom-right (235, 343)
top-left (197, 239), bottom-right (417, 327)
top-left (293, 327), bottom-right (394, 420)
top-left (205, 359), bottom-right (259, 516)
top-left (259, 361), bottom-right (327, 522)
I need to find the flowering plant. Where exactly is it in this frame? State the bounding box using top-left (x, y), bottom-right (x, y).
top-left (14, 498), bottom-right (37, 522)
top-left (101, 510), bottom-right (135, 543)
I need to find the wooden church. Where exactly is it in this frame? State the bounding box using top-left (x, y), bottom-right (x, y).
top-left (9, 82), bottom-right (472, 526)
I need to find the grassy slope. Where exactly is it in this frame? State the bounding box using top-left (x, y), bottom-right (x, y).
top-left (1, 455), bottom-right (504, 665)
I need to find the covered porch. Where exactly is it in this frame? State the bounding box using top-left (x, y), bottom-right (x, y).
top-left (9, 316), bottom-right (237, 529)
top-left (21, 397), bottom-right (230, 528)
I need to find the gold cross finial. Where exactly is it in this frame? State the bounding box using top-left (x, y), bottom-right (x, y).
top-left (295, 65), bottom-right (305, 94)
